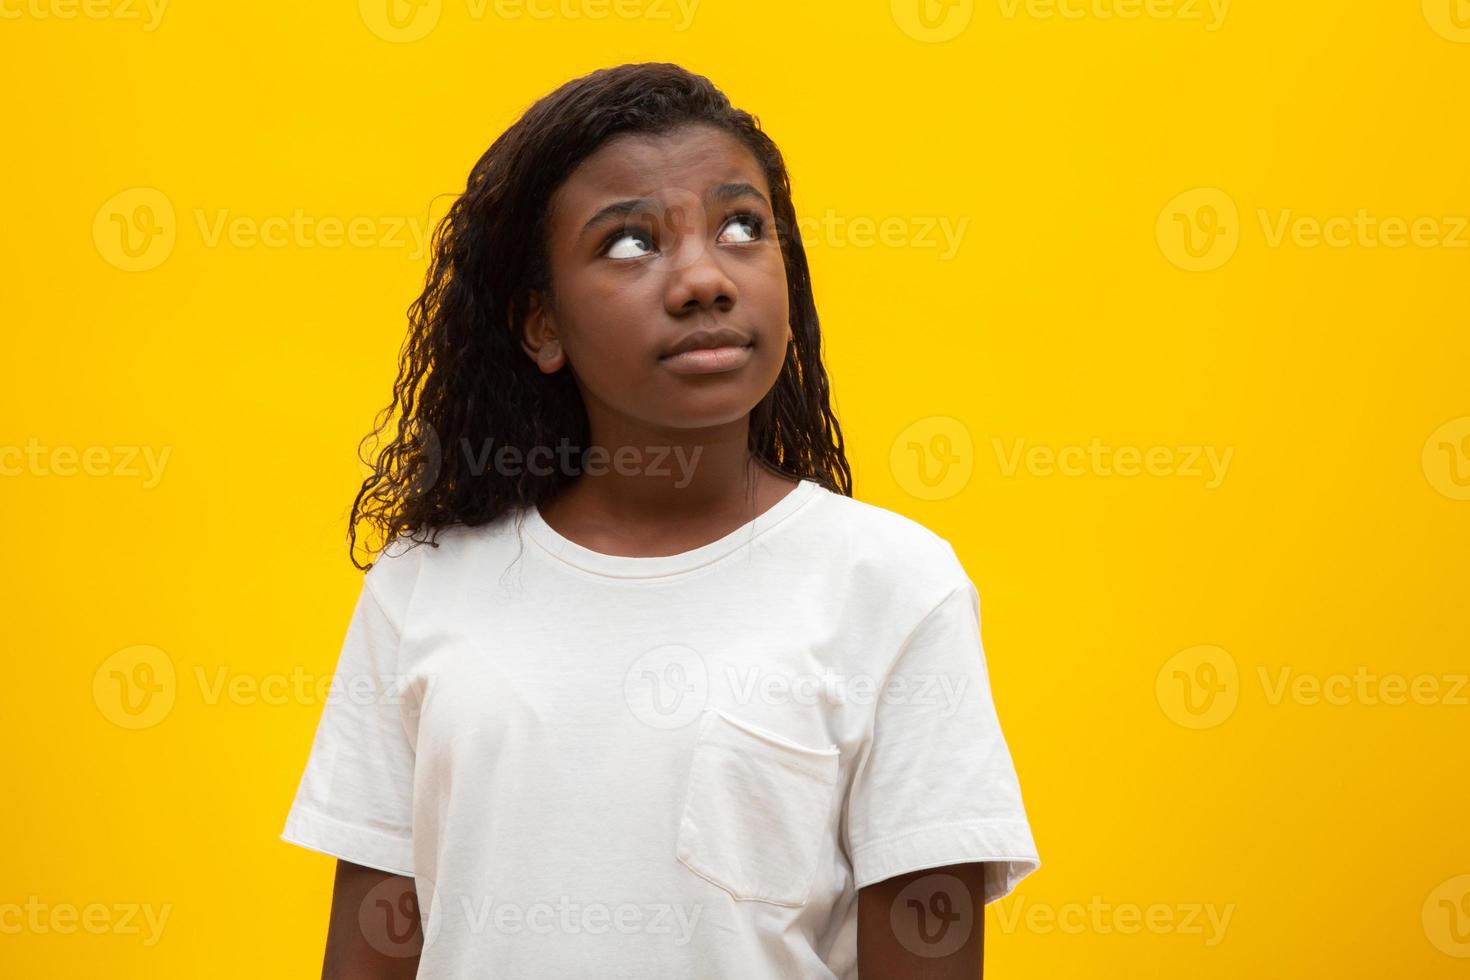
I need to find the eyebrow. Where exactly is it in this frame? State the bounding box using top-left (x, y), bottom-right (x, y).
top-left (577, 182), bottom-right (771, 245)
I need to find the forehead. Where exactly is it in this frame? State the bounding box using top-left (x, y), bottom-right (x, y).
top-left (549, 124), bottom-right (769, 223)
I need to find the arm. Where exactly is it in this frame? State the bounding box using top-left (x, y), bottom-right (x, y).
top-left (857, 861), bottom-right (988, 980)
top-left (321, 860), bottom-right (423, 980)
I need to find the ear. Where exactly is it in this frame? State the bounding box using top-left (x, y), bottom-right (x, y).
top-left (518, 290), bottom-right (566, 374)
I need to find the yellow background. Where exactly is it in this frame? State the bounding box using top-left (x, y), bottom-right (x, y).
top-left (4, 0), bottom-right (1468, 975)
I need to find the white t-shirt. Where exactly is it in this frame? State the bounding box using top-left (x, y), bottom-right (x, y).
top-left (280, 478), bottom-right (1040, 978)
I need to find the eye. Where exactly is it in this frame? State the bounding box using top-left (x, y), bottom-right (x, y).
top-left (718, 212), bottom-right (763, 244)
top-left (602, 227), bottom-right (655, 259)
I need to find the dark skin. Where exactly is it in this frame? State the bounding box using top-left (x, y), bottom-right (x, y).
top-left (521, 122), bottom-right (800, 552)
top-left (320, 861), bottom-right (421, 979)
top-left (857, 862), bottom-right (989, 979)
top-left (319, 125), bottom-right (993, 977)
top-left (324, 859), bottom-right (989, 978)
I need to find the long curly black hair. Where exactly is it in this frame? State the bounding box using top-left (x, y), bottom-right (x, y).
top-left (348, 62), bottom-right (852, 570)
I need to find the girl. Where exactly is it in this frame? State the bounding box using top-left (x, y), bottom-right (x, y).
top-left (281, 62), bottom-right (1039, 979)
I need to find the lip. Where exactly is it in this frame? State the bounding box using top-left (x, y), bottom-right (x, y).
top-left (659, 343), bottom-right (754, 374)
top-left (658, 326), bottom-right (755, 375)
top-left (661, 327), bottom-right (753, 358)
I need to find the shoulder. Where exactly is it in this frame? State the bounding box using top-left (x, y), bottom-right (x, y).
top-left (806, 486), bottom-right (971, 607)
top-left (361, 517), bottom-right (517, 628)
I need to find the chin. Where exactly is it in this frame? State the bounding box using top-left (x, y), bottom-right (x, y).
top-left (651, 389), bottom-right (769, 429)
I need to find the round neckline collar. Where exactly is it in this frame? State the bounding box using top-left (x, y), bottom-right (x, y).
top-left (523, 479), bottom-right (822, 580)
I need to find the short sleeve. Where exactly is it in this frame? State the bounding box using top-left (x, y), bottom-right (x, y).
top-left (279, 574), bottom-right (416, 876)
top-left (844, 577), bottom-right (1040, 903)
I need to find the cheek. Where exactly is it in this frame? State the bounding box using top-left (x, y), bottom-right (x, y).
top-left (746, 254), bottom-right (791, 323)
top-left (560, 275), bottom-right (657, 359)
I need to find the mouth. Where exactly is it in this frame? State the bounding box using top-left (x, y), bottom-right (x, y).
top-left (658, 341), bottom-right (755, 374)
top-left (658, 327), bottom-right (755, 375)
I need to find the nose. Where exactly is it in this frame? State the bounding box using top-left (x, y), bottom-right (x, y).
top-left (662, 208), bottom-right (738, 316)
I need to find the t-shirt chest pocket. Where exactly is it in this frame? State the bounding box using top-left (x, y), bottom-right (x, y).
top-left (674, 706), bottom-right (841, 908)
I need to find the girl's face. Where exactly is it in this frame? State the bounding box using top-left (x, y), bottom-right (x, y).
top-left (523, 123), bottom-right (792, 433)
